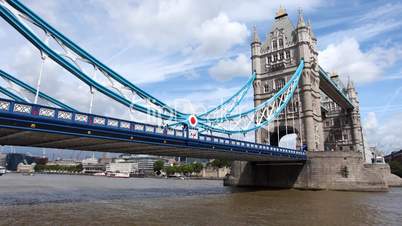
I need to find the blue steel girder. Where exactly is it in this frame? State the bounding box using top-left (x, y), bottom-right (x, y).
top-left (0, 70), bottom-right (77, 111)
top-left (0, 98), bottom-right (306, 161)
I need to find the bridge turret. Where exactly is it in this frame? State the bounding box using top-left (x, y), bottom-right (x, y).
top-left (347, 79), bottom-right (359, 106)
top-left (346, 78), bottom-right (364, 153)
top-left (251, 25), bottom-right (262, 76)
top-left (295, 9), bottom-right (323, 151)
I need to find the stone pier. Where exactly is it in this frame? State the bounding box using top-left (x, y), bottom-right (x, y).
top-left (224, 151), bottom-right (402, 191)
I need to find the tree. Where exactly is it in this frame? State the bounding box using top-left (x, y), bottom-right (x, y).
top-left (209, 159), bottom-right (232, 169)
top-left (153, 160), bottom-right (165, 174)
top-left (164, 166), bottom-right (175, 176)
top-left (389, 160), bottom-right (402, 178)
top-left (192, 162), bottom-right (203, 173)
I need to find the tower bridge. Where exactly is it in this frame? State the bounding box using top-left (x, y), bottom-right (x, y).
top-left (0, 0), bottom-right (397, 191)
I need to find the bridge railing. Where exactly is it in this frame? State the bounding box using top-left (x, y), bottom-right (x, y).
top-left (198, 134), bottom-right (304, 156)
top-left (0, 98), bottom-right (306, 158)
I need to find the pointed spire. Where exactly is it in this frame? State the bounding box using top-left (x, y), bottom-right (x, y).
top-left (347, 76), bottom-right (355, 90)
top-left (297, 8), bottom-right (306, 28)
top-left (275, 5), bottom-right (288, 19)
top-left (252, 25), bottom-right (261, 44)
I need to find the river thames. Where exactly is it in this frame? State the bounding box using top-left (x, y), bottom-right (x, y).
top-left (0, 174), bottom-right (401, 226)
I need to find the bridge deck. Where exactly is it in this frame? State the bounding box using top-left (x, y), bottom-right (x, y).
top-left (0, 99), bottom-right (306, 162)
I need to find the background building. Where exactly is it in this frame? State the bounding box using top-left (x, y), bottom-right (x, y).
top-left (106, 162), bottom-right (139, 174)
top-left (4, 153), bottom-right (46, 171)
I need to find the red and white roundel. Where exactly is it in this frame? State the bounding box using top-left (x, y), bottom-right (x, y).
top-left (188, 114), bottom-right (198, 127)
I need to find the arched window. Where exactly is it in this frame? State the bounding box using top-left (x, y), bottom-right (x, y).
top-left (285, 51), bottom-right (290, 59)
top-left (272, 40), bottom-right (277, 49)
top-left (264, 83), bottom-right (269, 93)
top-left (276, 79), bottom-right (285, 90)
top-left (279, 39), bottom-right (284, 48)
top-left (279, 52), bottom-right (284, 60)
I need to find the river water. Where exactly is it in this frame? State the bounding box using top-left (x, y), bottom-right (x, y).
top-left (0, 174), bottom-right (401, 226)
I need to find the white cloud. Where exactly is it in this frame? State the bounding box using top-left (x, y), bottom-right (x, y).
top-left (92, 0), bottom-right (321, 54)
top-left (318, 2), bottom-right (402, 47)
top-left (364, 112), bottom-right (378, 130)
top-left (208, 54), bottom-right (250, 81)
top-left (319, 38), bottom-right (402, 83)
top-left (194, 14), bottom-right (248, 58)
top-left (319, 20), bottom-right (402, 48)
top-left (363, 112), bottom-right (402, 154)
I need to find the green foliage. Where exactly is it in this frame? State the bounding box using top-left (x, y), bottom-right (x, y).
top-left (164, 165), bottom-right (176, 176)
top-left (34, 164), bottom-right (83, 172)
top-left (192, 162), bottom-right (203, 173)
top-left (389, 160), bottom-right (402, 178)
top-left (163, 162), bottom-right (204, 176)
top-left (153, 160), bottom-right (165, 173)
top-left (208, 159), bottom-right (232, 169)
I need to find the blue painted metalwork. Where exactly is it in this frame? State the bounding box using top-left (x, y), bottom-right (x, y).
top-left (0, 4), bottom-right (181, 121)
top-left (4, 0), bottom-right (187, 119)
top-left (198, 72), bottom-right (256, 117)
top-left (0, 70), bottom-right (76, 111)
top-left (0, 0), bottom-right (309, 136)
top-left (192, 60), bottom-right (304, 134)
top-left (0, 98), bottom-right (306, 160)
top-left (0, 86), bottom-right (27, 102)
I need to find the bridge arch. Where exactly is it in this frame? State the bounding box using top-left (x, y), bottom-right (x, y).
top-left (268, 126), bottom-right (300, 148)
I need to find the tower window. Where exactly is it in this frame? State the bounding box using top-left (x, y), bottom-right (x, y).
top-left (279, 52), bottom-right (284, 60)
top-left (276, 79), bottom-right (285, 90)
top-left (264, 83), bottom-right (269, 93)
top-left (279, 39), bottom-right (284, 48)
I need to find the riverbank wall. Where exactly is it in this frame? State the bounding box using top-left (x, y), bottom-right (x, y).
top-left (224, 151), bottom-right (402, 191)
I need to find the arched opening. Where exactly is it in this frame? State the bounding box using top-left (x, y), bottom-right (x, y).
top-left (279, 133), bottom-right (297, 149)
top-left (269, 126), bottom-right (298, 148)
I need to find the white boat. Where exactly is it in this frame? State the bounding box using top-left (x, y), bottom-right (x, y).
top-left (0, 166), bottom-right (6, 176)
top-left (109, 172), bottom-right (130, 178)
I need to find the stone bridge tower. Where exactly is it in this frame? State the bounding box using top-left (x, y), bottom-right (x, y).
top-left (225, 8), bottom-right (390, 191)
top-left (252, 7), bottom-right (324, 151)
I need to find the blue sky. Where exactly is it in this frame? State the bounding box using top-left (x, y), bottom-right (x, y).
top-left (1, 0), bottom-right (402, 156)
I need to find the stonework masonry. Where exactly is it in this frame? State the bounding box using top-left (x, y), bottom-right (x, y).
top-left (225, 152), bottom-right (402, 191)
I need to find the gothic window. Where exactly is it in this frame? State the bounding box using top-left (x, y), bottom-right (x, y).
top-left (264, 83), bottom-right (269, 93)
top-left (285, 51), bottom-right (290, 59)
top-left (276, 79), bottom-right (285, 90)
top-left (279, 52), bottom-right (284, 60)
top-left (272, 40), bottom-right (277, 49)
top-left (279, 39), bottom-right (284, 48)
top-left (273, 54), bottom-right (278, 62)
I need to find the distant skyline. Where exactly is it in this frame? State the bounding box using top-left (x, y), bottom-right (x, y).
top-left (1, 0), bottom-right (402, 153)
